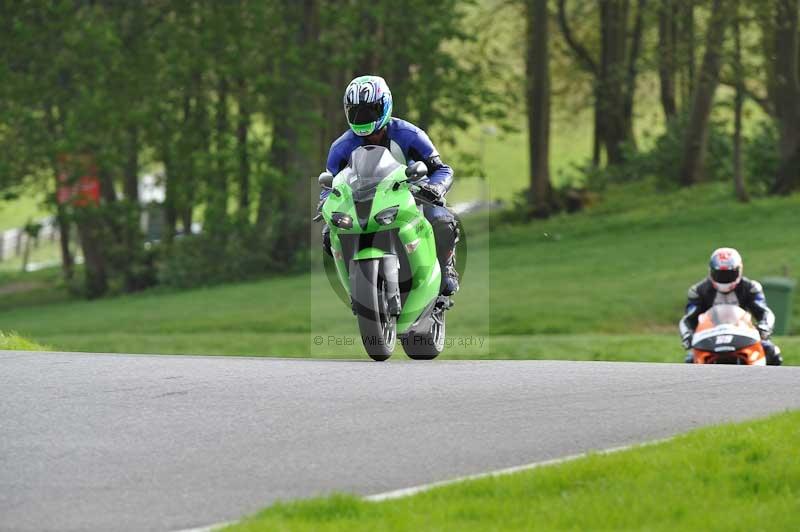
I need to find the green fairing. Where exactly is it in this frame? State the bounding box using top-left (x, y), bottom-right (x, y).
top-left (322, 161), bottom-right (441, 334)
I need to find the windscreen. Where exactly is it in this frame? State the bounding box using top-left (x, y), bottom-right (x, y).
top-left (347, 146), bottom-right (401, 198)
top-left (708, 304), bottom-right (746, 326)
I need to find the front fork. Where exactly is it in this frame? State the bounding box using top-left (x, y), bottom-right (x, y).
top-left (382, 255), bottom-right (401, 316)
top-left (345, 255), bottom-right (401, 318)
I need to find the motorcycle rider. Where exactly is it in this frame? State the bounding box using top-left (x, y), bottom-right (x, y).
top-left (320, 75), bottom-right (459, 296)
top-left (679, 247), bottom-right (783, 365)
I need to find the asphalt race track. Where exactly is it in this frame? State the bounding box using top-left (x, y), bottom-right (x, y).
top-left (2, 352), bottom-right (799, 531)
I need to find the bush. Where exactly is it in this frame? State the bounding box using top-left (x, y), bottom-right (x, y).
top-left (499, 185), bottom-right (600, 224)
top-left (571, 114), bottom-right (783, 200)
top-left (582, 114), bottom-right (734, 188)
top-left (745, 121), bottom-right (780, 195)
top-left (157, 221), bottom-right (280, 289)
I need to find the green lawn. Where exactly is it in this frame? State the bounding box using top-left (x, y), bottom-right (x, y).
top-left (227, 410), bottom-right (800, 531)
top-left (0, 181), bottom-right (796, 363)
top-left (0, 191), bottom-right (49, 231)
top-left (489, 181), bottom-right (800, 336)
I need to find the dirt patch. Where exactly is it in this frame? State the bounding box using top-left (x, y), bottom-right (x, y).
top-left (0, 281), bottom-right (45, 295)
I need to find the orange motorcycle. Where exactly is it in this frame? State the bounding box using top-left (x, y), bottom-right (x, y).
top-left (690, 304), bottom-right (766, 365)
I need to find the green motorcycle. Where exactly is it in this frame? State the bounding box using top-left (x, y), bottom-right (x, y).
top-left (317, 145), bottom-right (451, 361)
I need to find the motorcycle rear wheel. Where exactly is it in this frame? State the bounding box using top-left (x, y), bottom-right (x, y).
top-left (401, 306), bottom-right (445, 360)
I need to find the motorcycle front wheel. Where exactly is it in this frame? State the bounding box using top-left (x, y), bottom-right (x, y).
top-left (352, 259), bottom-right (396, 361)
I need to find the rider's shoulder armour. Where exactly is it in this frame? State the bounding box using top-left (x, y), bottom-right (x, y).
top-left (734, 277), bottom-right (761, 304)
top-left (327, 130), bottom-right (362, 174)
top-left (386, 118), bottom-right (439, 160)
top-left (689, 278), bottom-right (715, 304)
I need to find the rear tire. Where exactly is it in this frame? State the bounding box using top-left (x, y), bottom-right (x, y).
top-left (401, 307), bottom-right (445, 360)
top-left (352, 259), bottom-right (396, 361)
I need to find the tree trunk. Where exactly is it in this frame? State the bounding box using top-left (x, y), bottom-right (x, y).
top-left (356, 4), bottom-right (382, 75)
top-left (624, 0), bottom-right (646, 125)
top-left (183, 71), bottom-right (207, 235)
top-left (320, 59), bottom-right (350, 163)
top-left (598, 0), bottom-right (633, 165)
top-left (557, 0), bottom-right (600, 165)
top-left (592, 98), bottom-right (602, 166)
top-left (180, 205), bottom-right (193, 235)
top-left (526, 0), bottom-right (553, 217)
top-left (21, 235), bottom-right (31, 273)
top-left (557, 0), bottom-right (643, 166)
top-left (56, 208), bottom-right (74, 280)
top-left (124, 125), bottom-right (139, 203)
top-left (732, 2), bottom-right (749, 202)
top-left (658, 0), bottom-right (678, 121)
top-left (99, 168), bottom-right (117, 204)
top-left (162, 145), bottom-right (177, 244)
top-left (236, 76), bottom-right (251, 214)
top-left (679, 0), bottom-right (696, 107)
top-left (45, 105), bottom-right (74, 280)
top-left (679, 0), bottom-right (730, 186)
top-left (771, 0), bottom-right (800, 194)
top-left (53, 169), bottom-right (74, 281)
top-left (209, 75), bottom-right (229, 225)
top-left (75, 218), bottom-right (108, 299)
top-left (258, 0), bottom-right (318, 265)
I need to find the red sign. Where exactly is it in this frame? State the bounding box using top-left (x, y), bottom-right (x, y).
top-left (57, 154), bottom-right (101, 207)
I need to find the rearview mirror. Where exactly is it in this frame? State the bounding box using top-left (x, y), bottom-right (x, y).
top-left (318, 171), bottom-right (333, 189)
top-left (405, 161), bottom-right (427, 180)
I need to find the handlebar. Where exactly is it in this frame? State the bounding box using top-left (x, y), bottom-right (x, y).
top-left (313, 181), bottom-right (446, 223)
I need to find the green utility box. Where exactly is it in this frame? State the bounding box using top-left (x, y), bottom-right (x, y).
top-left (762, 277), bottom-right (796, 335)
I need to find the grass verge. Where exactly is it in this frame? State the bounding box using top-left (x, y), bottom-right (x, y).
top-left (227, 410), bottom-right (800, 531)
top-left (0, 331), bottom-right (48, 351)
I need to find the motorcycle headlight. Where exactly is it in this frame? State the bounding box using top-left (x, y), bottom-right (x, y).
top-left (331, 212), bottom-right (353, 230)
top-left (374, 206), bottom-right (399, 226)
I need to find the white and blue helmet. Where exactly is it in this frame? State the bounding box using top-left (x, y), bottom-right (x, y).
top-left (343, 75), bottom-right (393, 137)
top-left (709, 247), bottom-right (743, 293)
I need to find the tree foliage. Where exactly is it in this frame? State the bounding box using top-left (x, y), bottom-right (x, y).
top-left (0, 0), bottom-right (499, 295)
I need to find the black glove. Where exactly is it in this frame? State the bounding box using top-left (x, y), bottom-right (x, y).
top-left (681, 333), bottom-right (693, 350)
top-left (415, 182), bottom-right (446, 204)
top-left (757, 322), bottom-right (772, 340)
top-left (312, 199), bottom-right (325, 222)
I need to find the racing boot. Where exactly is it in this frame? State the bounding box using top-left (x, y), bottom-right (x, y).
top-left (768, 353), bottom-right (784, 366)
top-left (763, 341), bottom-right (783, 366)
top-left (684, 351), bottom-right (694, 364)
top-left (442, 250), bottom-right (459, 296)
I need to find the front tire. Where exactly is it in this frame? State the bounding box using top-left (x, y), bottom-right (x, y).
top-left (401, 307), bottom-right (445, 360)
top-left (352, 259), bottom-right (396, 361)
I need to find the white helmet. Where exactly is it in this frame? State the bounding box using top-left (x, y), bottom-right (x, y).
top-left (709, 247), bottom-right (743, 293)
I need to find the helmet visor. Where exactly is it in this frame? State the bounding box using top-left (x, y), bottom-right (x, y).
top-left (711, 268), bottom-right (740, 284)
top-left (346, 101), bottom-right (383, 126)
